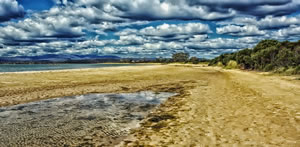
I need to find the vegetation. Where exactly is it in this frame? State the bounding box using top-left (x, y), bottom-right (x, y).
top-left (153, 52), bottom-right (208, 64)
top-left (189, 57), bottom-right (200, 64)
top-left (209, 40), bottom-right (300, 74)
top-left (225, 60), bottom-right (238, 69)
top-left (172, 52), bottom-right (190, 63)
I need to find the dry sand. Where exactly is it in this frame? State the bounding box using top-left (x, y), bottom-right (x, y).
top-left (0, 64), bottom-right (299, 146)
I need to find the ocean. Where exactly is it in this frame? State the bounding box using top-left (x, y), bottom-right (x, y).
top-left (0, 63), bottom-right (144, 73)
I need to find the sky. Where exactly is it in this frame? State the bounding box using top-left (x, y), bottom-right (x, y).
top-left (0, 0), bottom-right (300, 59)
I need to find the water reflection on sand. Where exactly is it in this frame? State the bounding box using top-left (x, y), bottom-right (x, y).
top-left (0, 91), bottom-right (176, 146)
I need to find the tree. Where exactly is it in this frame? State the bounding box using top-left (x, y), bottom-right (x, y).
top-left (209, 39), bottom-right (300, 74)
top-left (172, 52), bottom-right (190, 63)
top-left (189, 57), bottom-right (200, 64)
top-left (253, 40), bottom-right (280, 53)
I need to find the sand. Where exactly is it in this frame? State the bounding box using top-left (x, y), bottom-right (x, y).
top-left (0, 64), bottom-right (299, 146)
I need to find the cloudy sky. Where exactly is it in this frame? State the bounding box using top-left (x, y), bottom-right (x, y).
top-left (1, 0), bottom-right (300, 58)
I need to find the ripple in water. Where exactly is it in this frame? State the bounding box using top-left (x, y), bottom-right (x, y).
top-left (0, 91), bottom-right (176, 146)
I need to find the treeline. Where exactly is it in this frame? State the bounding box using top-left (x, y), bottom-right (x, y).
top-left (209, 40), bottom-right (300, 74)
top-left (119, 53), bottom-right (209, 64)
top-left (154, 52), bottom-right (209, 64)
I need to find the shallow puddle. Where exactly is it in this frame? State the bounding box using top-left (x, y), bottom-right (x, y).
top-left (0, 91), bottom-right (176, 146)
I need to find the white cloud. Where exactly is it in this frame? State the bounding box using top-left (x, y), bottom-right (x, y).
top-left (217, 25), bottom-right (265, 36)
top-left (115, 22), bottom-right (212, 41)
top-left (258, 15), bottom-right (300, 29)
top-left (53, 0), bottom-right (300, 20)
top-left (188, 35), bottom-right (208, 42)
top-left (118, 35), bottom-right (146, 45)
top-left (0, 15), bottom-right (85, 42)
top-left (0, 0), bottom-right (24, 22)
top-left (140, 23), bottom-right (212, 37)
top-left (185, 37), bottom-right (260, 50)
top-left (274, 25), bottom-right (300, 39)
top-left (221, 15), bottom-right (300, 29)
top-left (48, 6), bottom-right (125, 22)
top-left (142, 41), bottom-right (183, 50)
top-left (112, 0), bottom-right (235, 20)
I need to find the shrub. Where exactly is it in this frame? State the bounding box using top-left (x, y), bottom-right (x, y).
top-left (284, 67), bottom-right (295, 75)
top-left (263, 64), bottom-right (275, 72)
top-left (217, 61), bottom-right (224, 67)
top-left (282, 66), bottom-right (300, 75)
top-left (291, 66), bottom-right (300, 75)
top-left (274, 67), bottom-right (287, 73)
top-left (226, 60), bottom-right (238, 69)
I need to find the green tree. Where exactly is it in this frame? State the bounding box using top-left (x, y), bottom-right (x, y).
top-left (189, 57), bottom-right (200, 64)
top-left (172, 52), bottom-right (190, 63)
top-left (209, 39), bottom-right (300, 74)
top-left (275, 47), bottom-right (294, 67)
top-left (253, 40), bottom-right (280, 53)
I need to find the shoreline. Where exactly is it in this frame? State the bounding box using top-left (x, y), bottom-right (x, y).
top-left (0, 63), bottom-right (155, 75)
top-left (0, 65), bottom-right (171, 107)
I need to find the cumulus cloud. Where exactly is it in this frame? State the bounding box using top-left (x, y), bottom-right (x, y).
top-left (0, 1), bottom-right (153, 46)
top-left (220, 15), bottom-right (300, 30)
top-left (117, 35), bottom-right (146, 45)
top-left (111, 0), bottom-right (236, 20)
top-left (257, 16), bottom-right (300, 29)
top-left (90, 21), bottom-right (149, 32)
top-left (0, 33), bottom-right (262, 58)
top-left (189, 0), bottom-right (290, 6)
top-left (273, 25), bottom-right (300, 40)
top-left (190, 0), bottom-right (300, 17)
top-left (52, 0), bottom-right (236, 21)
top-left (57, 0), bottom-right (300, 20)
top-left (0, 0), bottom-right (24, 22)
top-left (140, 23), bottom-right (211, 37)
top-left (0, 15), bottom-right (85, 45)
top-left (185, 37), bottom-right (257, 50)
top-left (216, 25), bottom-right (265, 36)
top-left (1, 0), bottom-right (300, 58)
top-left (188, 35), bottom-right (208, 42)
top-left (247, 0), bottom-right (300, 17)
top-left (48, 5), bottom-right (125, 23)
top-left (115, 23), bottom-right (212, 41)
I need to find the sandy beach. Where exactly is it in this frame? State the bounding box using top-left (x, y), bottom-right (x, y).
top-left (0, 65), bottom-right (299, 146)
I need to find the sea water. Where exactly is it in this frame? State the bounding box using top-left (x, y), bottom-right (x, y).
top-left (0, 64), bottom-right (145, 73)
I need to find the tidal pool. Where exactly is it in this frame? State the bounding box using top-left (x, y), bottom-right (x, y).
top-left (0, 91), bottom-right (176, 146)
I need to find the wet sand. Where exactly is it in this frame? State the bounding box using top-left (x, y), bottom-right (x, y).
top-left (0, 91), bottom-right (175, 146)
top-left (0, 65), bottom-right (299, 146)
